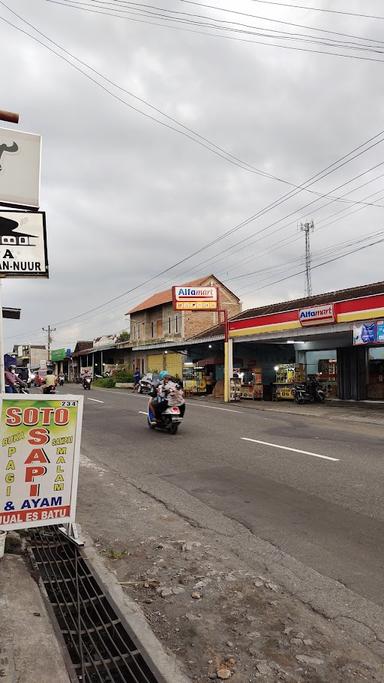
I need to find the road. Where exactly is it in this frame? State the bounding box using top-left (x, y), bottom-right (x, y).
top-left (70, 386), bottom-right (384, 609)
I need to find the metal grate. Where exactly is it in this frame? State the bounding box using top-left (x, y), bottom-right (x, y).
top-left (28, 526), bottom-right (164, 683)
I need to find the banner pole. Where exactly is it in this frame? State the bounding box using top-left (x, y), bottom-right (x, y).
top-left (0, 279), bottom-right (5, 393)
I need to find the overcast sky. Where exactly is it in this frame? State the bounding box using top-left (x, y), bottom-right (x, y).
top-left (1, 0), bottom-right (384, 351)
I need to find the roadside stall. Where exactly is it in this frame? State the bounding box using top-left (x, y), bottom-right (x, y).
top-left (234, 367), bottom-right (263, 400)
top-left (182, 363), bottom-right (206, 395)
top-left (273, 363), bottom-right (305, 400)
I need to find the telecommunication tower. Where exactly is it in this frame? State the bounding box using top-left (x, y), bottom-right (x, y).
top-left (300, 221), bottom-right (314, 297)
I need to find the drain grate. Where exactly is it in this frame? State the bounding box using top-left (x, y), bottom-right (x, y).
top-left (28, 526), bottom-right (164, 683)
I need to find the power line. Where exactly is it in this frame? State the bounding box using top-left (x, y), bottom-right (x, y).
top-left (235, 235), bottom-right (384, 297)
top-left (248, 0), bottom-right (384, 21)
top-left (73, 0), bottom-right (384, 52)
top-left (7, 0), bottom-right (381, 197)
top-left (180, 0), bottom-right (384, 47)
top-left (43, 0), bottom-right (384, 63)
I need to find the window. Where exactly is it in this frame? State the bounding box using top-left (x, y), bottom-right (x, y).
top-left (137, 323), bottom-right (140, 340)
top-left (168, 317), bottom-right (171, 334)
top-left (151, 321), bottom-right (154, 338)
top-left (175, 315), bottom-right (180, 334)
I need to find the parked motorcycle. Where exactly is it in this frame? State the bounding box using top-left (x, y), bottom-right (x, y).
top-left (147, 403), bottom-right (183, 434)
top-left (138, 373), bottom-right (158, 394)
top-left (83, 377), bottom-right (92, 390)
top-left (294, 378), bottom-right (325, 404)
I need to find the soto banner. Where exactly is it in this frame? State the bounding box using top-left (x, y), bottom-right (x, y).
top-left (0, 395), bottom-right (83, 531)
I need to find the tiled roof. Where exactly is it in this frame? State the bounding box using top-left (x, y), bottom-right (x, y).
top-left (127, 275), bottom-right (240, 314)
top-left (233, 280), bottom-right (384, 321)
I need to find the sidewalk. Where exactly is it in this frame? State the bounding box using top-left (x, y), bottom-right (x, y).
top-left (191, 395), bottom-right (384, 425)
top-left (0, 546), bottom-right (70, 683)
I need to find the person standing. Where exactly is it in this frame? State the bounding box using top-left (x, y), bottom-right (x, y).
top-left (4, 365), bottom-right (18, 393)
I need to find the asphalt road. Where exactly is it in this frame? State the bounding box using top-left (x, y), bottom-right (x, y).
top-left (69, 386), bottom-right (384, 608)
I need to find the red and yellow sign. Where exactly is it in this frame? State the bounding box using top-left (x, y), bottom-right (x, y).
top-left (172, 285), bottom-right (218, 311)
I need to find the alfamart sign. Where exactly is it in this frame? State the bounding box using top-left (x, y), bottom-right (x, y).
top-left (172, 285), bottom-right (218, 311)
top-left (299, 304), bottom-right (335, 326)
top-left (0, 395), bottom-right (83, 531)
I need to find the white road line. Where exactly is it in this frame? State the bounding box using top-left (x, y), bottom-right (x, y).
top-left (241, 437), bottom-right (339, 462)
top-left (138, 411), bottom-right (147, 415)
top-left (187, 402), bottom-right (243, 414)
top-left (87, 397), bottom-right (104, 404)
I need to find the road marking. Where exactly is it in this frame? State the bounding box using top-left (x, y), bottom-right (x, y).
top-left (138, 411), bottom-right (147, 415)
top-left (88, 397), bottom-right (104, 404)
top-left (241, 437), bottom-right (339, 462)
top-left (187, 402), bottom-right (243, 414)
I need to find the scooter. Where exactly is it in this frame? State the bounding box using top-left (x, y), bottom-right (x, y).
top-left (147, 402), bottom-right (183, 435)
top-left (83, 377), bottom-right (92, 390)
top-left (138, 376), bottom-right (153, 394)
top-left (294, 379), bottom-right (325, 404)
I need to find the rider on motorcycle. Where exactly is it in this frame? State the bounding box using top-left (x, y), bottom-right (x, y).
top-left (149, 371), bottom-right (185, 421)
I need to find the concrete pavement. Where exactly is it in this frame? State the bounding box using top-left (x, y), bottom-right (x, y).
top-left (0, 552), bottom-right (70, 683)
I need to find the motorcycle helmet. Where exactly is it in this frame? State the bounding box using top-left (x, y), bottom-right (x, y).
top-left (159, 370), bottom-right (169, 380)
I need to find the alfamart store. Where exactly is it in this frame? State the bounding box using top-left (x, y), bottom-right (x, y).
top-left (226, 281), bottom-right (384, 401)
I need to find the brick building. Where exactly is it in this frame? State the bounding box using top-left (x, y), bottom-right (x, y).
top-left (127, 275), bottom-right (241, 375)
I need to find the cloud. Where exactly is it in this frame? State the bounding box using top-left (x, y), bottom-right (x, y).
top-left (1, 0), bottom-right (383, 349)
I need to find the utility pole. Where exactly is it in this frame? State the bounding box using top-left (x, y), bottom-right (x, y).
top-left (300, 220), bottom-right (314, 297)
top-left (42, 325), bottom-right (56, 360)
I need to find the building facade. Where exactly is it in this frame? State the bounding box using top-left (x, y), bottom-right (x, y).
top-left (128, 275), bottom-right (241, 376)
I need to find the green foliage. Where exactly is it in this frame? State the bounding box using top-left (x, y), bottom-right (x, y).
top-left (93, 377), bottom-right (116, 388)
top-left (117, 330), bottom-right (130, 342)
top-left (113, 368), bottom-right (133, 383)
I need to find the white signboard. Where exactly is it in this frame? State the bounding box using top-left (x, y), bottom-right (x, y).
top-left (0, 395), bottom-right (83, 531)
top-left (172, 285), bottom-right (219, 311)
top-left (0, 127), bottom-right (41, 209)
top-left (0, 211), bottom-right (48, 277)
top-left (299, 304), bottom-right (335, 326)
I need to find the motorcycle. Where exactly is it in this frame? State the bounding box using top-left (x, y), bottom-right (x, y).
top-left (294, 379), bottom-right (325, 404)
top-left (15, 381), bottom-right (30, 394)
top-left (83, 377), bottom-right (92, 390)
top-left (147, 402), bottom-right (183, 434)
top-left (138, 373), bottom-right (158, 394)
top-left (42, 385), bottom-right (56, 395)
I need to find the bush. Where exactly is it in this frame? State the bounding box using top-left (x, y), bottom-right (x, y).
top-left (93, 377), bottom-right (116, 388)
top-left (113, 368), bottom-right (133, 383)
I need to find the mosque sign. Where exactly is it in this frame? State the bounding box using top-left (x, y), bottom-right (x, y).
top-left (0, 211), bottom-right (48, 277)
top-left (0, 127), bottom-right (41, 209)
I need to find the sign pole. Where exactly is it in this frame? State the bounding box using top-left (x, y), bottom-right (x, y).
top-left (0, 280), bottom-right (5, 393)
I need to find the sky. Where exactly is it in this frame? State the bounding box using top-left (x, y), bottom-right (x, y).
top-left (1, 0), bottom-right (384, 351)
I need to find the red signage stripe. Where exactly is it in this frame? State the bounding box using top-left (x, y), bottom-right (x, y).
top-left (229, 292), bottom-right (384, 333)
top-left (335, 293), bottom-right (384, 315)
top-left (0, 505), bottom-right (70, 524)
top-left (229, 310), bottom-right (297, 331)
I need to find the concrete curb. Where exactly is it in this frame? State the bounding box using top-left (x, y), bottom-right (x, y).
top-left (80, 528), bottom-right (191, 683)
